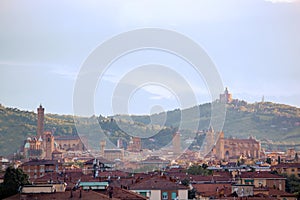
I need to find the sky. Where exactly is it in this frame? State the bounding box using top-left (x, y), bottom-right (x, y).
top-left (0, 0), bottom-right (300, 116)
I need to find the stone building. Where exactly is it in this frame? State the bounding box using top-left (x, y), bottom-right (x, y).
top-left (127, 137), bottom-right (142, 152)
top-left (206, 128), bottom-right (261, 160)
top-left (23, 105), bottom-right (84, 160)
top-left (20, 159), bottom-right (63, 180)
top-left (54, 135), bottom-right (84, 151)
top-left (219, 87), bottom-right (232, 103)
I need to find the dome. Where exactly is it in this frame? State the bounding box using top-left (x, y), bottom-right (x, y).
top-left (24, 142), bottom-right (30, 149)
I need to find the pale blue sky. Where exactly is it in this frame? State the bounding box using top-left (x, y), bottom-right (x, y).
top-left (0, 0), bottom-right (299, 115)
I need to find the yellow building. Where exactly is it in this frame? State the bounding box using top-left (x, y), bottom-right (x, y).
top-left (272, 163), bottom-right (300, 178)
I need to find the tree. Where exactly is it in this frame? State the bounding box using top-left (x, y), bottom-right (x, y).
top-left (188, 188), bottom-right (197, 199)
top-left (0, 166), bottom-right (29, 199)
top-left (284, 174), bottom-right (300, 194)
top-left (181, 178), bottom-right (190, 186)
top-left (187, 164), bottom-right (212, 175)
top-left (266, 157), bottom-right (272, 165)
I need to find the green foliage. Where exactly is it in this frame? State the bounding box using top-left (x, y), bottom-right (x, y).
top-left (186, 164), bottom-right (212, 175)
top-left (288, 175), bottom-right (300, 194)
top-left (282, 174), bottom-right (300, 195)
top-left (1, 100), bottom-right (300, 155)
top-left (0, 166), bottom-right (29, 199)
top-left (181, 178), bottom-right (190, 186)
top-left (188, 188), bottom-right (197, 199)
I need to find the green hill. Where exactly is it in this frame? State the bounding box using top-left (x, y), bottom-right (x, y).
top-left (0, 100), bottom-right (300, 156)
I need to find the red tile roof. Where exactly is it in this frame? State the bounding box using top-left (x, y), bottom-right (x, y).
top-left (130, 175), bottom-right (188, 190)
top-left (98, 187), bottom-right (148, 200)
top-left (4, 189), bottom-right (120, 200)
top-left (21, 159), bottom-right (58, 166)
top-left (240, 171), bottom-right (285, 179)
top-left (272, 163), bottom-right (300, 169)
top-left (268, 188), bottom-right (297, 197)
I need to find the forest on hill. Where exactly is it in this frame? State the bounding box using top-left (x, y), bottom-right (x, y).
top-left (0, 100), bottom-right (300, 156)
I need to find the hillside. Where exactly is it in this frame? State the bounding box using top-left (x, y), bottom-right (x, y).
top-left (0, 100), bottom-right (300, 156)
top-left (121, 100), bottom-right (300, 150)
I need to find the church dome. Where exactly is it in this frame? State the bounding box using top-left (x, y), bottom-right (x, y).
top-left (24, 142), bottom-right (30, 148)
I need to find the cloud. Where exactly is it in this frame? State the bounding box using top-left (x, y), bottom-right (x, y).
top-left (142, 85), bottom-right (175, 100)
top-left (51, 68), bottom-right (78, 80)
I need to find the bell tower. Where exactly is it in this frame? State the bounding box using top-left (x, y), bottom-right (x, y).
top-left (37, 104), bottom-right (44, 138)
top-left (44, 131), bottom-right (54, 160)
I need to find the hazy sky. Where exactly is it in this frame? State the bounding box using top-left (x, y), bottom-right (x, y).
top-left (0, 0), bottom-right (299, 115)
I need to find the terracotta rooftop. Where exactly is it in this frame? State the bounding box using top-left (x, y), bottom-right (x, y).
top-left (268, 188), bottom-right (297, 197)
top-left (129, 175), bottom-right (188, 190)
top-left (272, 162), bottom-right (300, 168)
top-left (240, 171), bottom-right (285, 179)
top-left (21, 159), bottom-right (58, 166)
top-left (192, 183), bottom-right (232, 196)
top-left (190, 174), bottom-right (233, 183)
top-left (55, 135), bottom-right (81, 140)
top-left (99, 170), bottom-right (130, 178)
top-left (4, 189), bottom-right (120, 200)
top-left (98, 187), bottom-right (148, 200)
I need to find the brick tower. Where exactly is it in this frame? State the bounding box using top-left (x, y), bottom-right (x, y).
top-left (44, 131), bottom-right (54, 160)
top-left (37, 104), bottom-right (44, 138)
top-left (173, 132), bottom-right (181, 156)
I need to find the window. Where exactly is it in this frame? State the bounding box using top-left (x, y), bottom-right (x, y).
top-left (139, 192), bottom-right (147, 197)
top-left (171, 192), bottom-right (177, 200)
top-left (162, 192), bottom-right (168, 200)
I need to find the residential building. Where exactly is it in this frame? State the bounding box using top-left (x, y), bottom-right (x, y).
top-left (271, 163), bottom-right (300, 178)
top-left (130, 175), bottom-right (188, 200)
top-left (20, 159), bottom-right (63, 180)
top-left (240, 171), bottom-right (286, 191)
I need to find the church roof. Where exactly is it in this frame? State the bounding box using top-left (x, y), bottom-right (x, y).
top-left (55, 135), bottom-right (80, 140)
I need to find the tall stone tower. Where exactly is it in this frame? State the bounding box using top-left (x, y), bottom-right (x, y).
top-left (44, 131), bottom-right (54, 160)
top-left (37, 104), bottom-right (44, 138)
top-left (100, 140), bottom-right (106, 156)
top-left (173, 132), bottom-right (181, 156)
top-left (216, 131), bottom-right (225, 160)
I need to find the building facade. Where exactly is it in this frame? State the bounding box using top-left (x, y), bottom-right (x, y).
top-left (206, 129), bottom-right (261, 160)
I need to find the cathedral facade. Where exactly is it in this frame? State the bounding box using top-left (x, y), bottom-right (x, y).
top-left (205, 128), bottom-right (261, 160)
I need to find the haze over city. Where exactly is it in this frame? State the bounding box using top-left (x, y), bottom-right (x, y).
top-left (1, 1), bottom-right (300, 200)
top-left (1, 0), bottom-right (300, 116)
